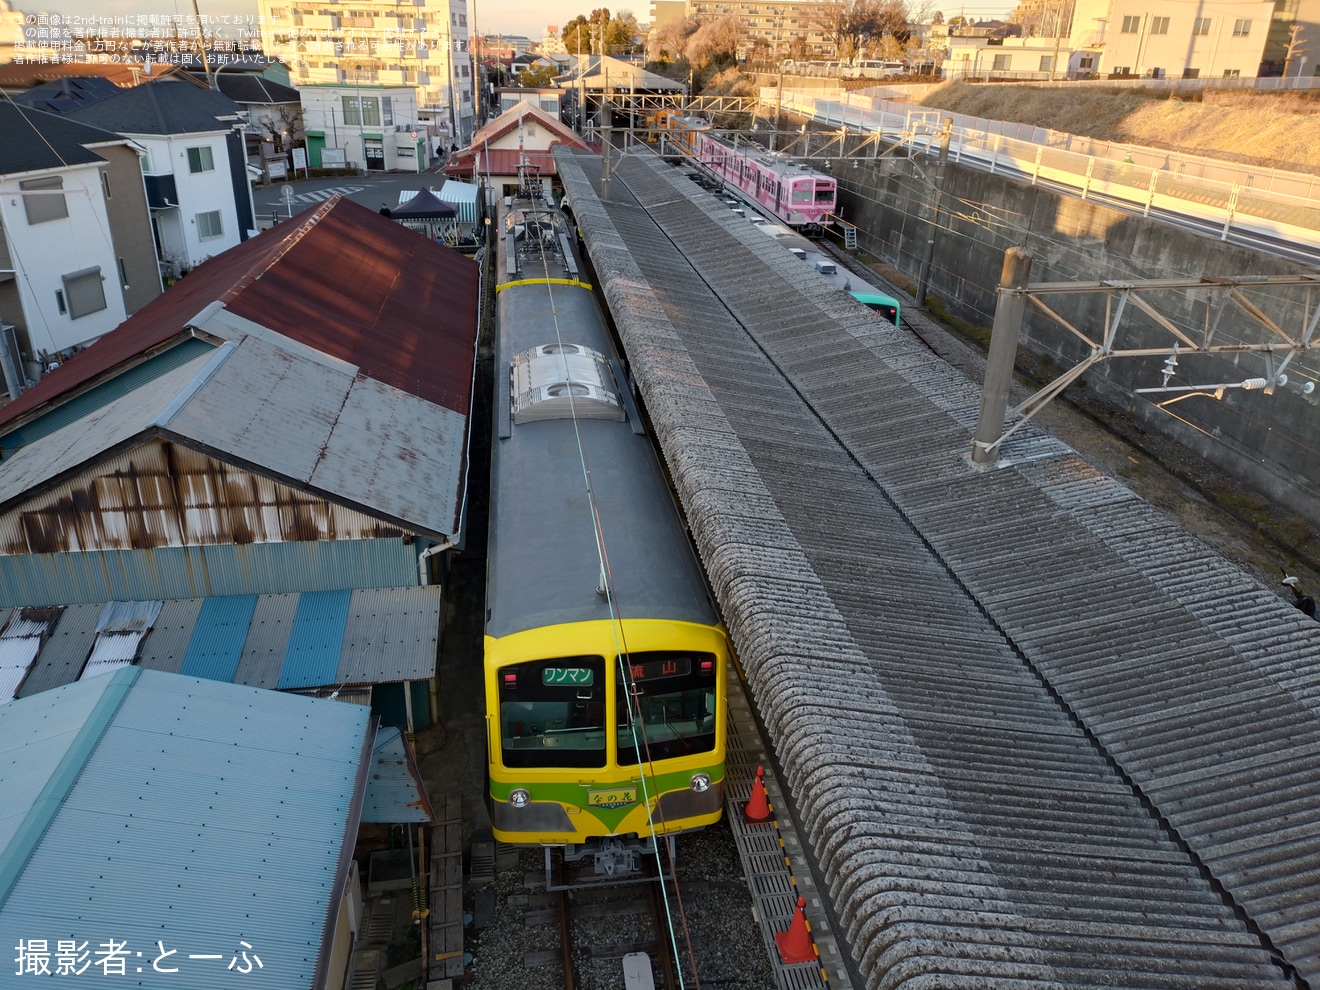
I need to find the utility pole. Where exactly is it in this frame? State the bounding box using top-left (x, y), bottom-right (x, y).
top-left (971, 247), bottom-right (1034, 466)
top-left (916, 117), bottom-right (953, 308)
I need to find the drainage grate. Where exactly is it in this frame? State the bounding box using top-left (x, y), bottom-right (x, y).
top-left (363, 899), bottom-right (394, 945)
top-left (470, 839), bottom-right (495, 884)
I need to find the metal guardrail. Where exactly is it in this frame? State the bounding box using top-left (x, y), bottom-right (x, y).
top-left (770, 88), bottom-right (1320, 253)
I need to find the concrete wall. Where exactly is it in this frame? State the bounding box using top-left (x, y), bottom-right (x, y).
top-left (835, 154), bottom-right (1320, 524)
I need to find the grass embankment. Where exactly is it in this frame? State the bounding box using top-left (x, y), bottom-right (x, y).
top-left (914, 81), bottom-right (1320, 175)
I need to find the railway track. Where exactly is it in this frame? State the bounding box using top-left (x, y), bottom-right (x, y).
top-left (520, 855), bottom-right (686, 987)
top-left (554, 863), bottom-right (682, 990)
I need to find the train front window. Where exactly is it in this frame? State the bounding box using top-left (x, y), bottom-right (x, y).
top-left (499, 656), bottom-right (606, 768)
top-left (814, 183), bottom-right (835, 204)
top-left (790, 182), bottom-right (813, 204)
top-left (616, 651), bottom-right (718, 764)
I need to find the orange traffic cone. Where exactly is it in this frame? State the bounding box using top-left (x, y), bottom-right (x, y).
top-left (742, 765), bottom-right (772, 823)
top-left (775, 895), bottom-right (816, 965)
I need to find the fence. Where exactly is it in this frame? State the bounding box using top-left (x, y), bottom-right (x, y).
top-left (768, 87), bottom-right (1320, 252)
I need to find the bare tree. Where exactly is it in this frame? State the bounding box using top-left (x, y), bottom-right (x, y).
top-left (687, 14), bottom-right (745, 69)
top-left (811, 0), bottom-right (909, 58)
top-left (1286, 22), bottom-right (1307, 77)
top-left (650, 14), bottom-right (701, 62)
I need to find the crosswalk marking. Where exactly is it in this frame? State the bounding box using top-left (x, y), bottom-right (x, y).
top-left (291, 185), bottom-right (364, 204)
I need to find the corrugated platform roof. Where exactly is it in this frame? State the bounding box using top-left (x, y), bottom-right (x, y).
top-left (558, 150), bottom-right (1320, 987)
top-left (0, 666), bottom-right (373, 990)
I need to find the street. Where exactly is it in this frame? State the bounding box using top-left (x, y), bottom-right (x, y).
top-left (251, 165), bottom-right (453, 228)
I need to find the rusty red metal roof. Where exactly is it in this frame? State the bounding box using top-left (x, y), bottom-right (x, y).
top-left (0, 196), bottom-right (479, 431)
top-left (447, 147), bottom-right (566, 178)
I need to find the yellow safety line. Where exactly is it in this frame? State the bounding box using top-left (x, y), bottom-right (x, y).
top-left (495, 277), bottom-right (594, 293)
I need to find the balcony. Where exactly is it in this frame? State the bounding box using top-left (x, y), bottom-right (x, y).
top-left (143, 173), bottom-right (178, 210)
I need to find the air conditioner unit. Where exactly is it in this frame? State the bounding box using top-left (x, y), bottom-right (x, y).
top-left (789, 247), bottom-right (807, 260)
top-left (814, 259), bottom-right (836, 275)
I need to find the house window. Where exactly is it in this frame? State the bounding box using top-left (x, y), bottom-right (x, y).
top-left (1079, 55), bottom-right (1094, 69)
top-left (117, 257), bottom-right (129, 289)
top-left (100, 171), bottom-right (112, 198)
top-left (1121, 15), bottom-right (1140, 33)
top-left (342, 95), bottom-right (381, 126)
top-left (19, 176), bottom-right (68, 224)
top-left (1150, 16), bottom-right (1169, 34)
top-left (1233, 19), bottom-right (1251, 36)
top-left (55, 290), bottom-right (66, 315)
top-left (1039, 55), bottom-right (1053, 72)
top-left (1183, 67), bottom-right (1201, 78)
top-left (196, 210), bottom-right (224, 239)
top-left (187, 146), bottom-right (214, 173)
top-left (992, 53), bottom-right (1011, 70)
top-left (381, 95), bottom-right (393, 126)
top-left (62, 267), bottom-right (107, 319)
top-left (1224, 68), bottom-right (1241, 77)
top-left (1192, 17), bottom-right (1211, 35)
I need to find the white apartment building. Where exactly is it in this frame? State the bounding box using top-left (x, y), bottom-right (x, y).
top-left (257, 0), bottom-right (474, 145)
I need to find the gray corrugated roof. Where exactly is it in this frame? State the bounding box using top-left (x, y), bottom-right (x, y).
top-left (336, 587), bottom-right (440, 685)
top-left (16, 603), bottom-right (100, 697)
top-left (0, 332), bottom-right (463, 541)
top-left (558, 150), bottom-right (1314, 987)
top-left (233, 592), bottom-right (299, 689)
top-left (63, 77), bottom-right (242, 134)
top-left (0, 101), bottom-right (110, 175)
top-left (138, 597), bottom-right (205, 673)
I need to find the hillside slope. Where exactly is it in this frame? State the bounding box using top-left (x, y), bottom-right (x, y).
top-left (913, 82), bottom-right (1320, 176)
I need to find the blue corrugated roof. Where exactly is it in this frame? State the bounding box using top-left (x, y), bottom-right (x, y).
top-left (361, 726), bottom-right (434, 823)
top-left (180, 595), bottom-right (257, 681)
top-left (278, 589), bottom-right (352, 689)
top-left (0, 667), bottom-right (373, 990)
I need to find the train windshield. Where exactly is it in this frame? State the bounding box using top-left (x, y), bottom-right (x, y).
top-left (616, 650), bottom-right (718, 764)
top-left (814, 182), bottom-right (835, 204)
top-left (498, 656), bottom-right (607, 768)
top-left (790, 181), bottom-right (813, 204)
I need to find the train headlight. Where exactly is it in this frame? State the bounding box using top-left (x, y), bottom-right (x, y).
top-left (689, 773), bottom-right (711, 793)
top-left (508, 788), bottom-right (531, 808)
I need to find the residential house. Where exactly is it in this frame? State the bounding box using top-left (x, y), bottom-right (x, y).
top-left (48, 75), bottom-right (258, 276)
top-left (0, 103), bottom-right (160, 389)
top-left (298, 82), bottom-right (429, 172)
top-left (444, 102), bottom-right (594, 201)
top-left (0, 196), bottom-right (479, 725)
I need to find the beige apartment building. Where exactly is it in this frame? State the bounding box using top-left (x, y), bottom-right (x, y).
top-left (1098, 0), bottom-right (1276, 77)
top-left (685, 0), bottom-right (834, 56)
top-left (257, 0), bottom-right (474, 143)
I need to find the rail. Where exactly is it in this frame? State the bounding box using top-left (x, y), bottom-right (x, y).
top-left (768, 87), bottom-right (1320, 253)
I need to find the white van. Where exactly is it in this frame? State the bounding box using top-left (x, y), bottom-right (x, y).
top-left (852, 60), bottom-right (906, 79)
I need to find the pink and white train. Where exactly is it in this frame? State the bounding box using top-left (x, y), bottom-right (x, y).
top-left (660, 115), bottom-right (837, 232)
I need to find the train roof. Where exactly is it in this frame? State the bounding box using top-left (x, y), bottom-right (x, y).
top-left (487, 209), bottom-right (717, 640)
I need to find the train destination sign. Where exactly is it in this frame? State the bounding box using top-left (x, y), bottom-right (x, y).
top-left (627, 657), bottom-right (692, 681)
top-left (542, 667), bottom-right (594, 686)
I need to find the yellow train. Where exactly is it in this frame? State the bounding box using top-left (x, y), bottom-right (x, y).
top-left (486, 180), bottom-right (728, 873)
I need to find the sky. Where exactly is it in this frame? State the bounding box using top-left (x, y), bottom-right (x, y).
top-left (30, 0), bottom-right (1016, 44)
